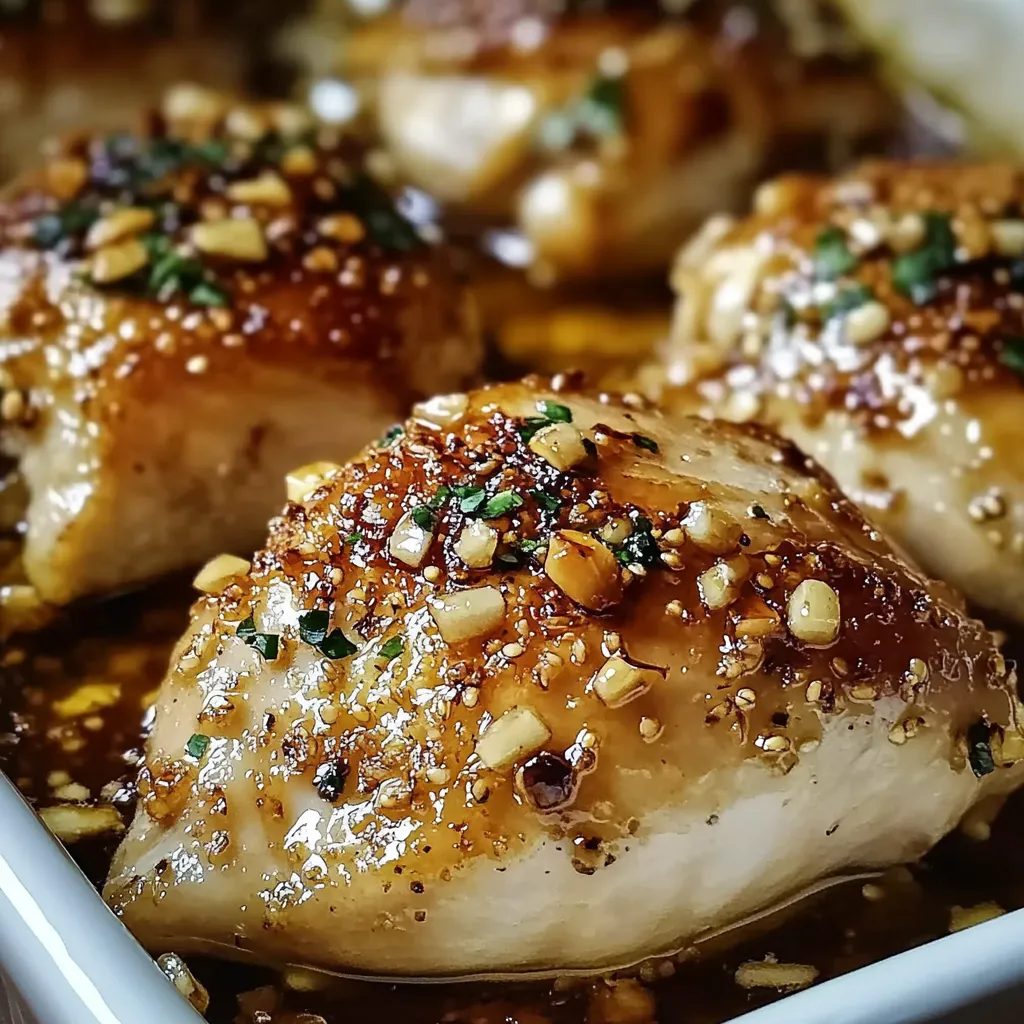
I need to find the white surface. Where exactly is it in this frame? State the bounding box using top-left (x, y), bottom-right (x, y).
top-left (0, 774), bottom-right (202, 1024)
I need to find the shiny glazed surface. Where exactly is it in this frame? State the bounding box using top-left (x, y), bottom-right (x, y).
top-left (101, 376), bottom-right (1022, 979)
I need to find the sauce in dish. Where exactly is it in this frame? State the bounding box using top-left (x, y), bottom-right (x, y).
top-left (2, 565), bottom-right (1023, 1024)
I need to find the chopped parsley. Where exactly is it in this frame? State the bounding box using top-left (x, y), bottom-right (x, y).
top-left (481, 490), bottom-right (524, 519)
top-left (345, 531), bottom-right (363, 544)
top-left (750, 504), bottom-right (771, 521)
top-left (999, 335), bottom-right (1024, 377)
top-left (540, 71), bottom-right (627, 149)
top-left (456, 485), bottom-right (487, 514)
top-left (235, 615), bottom-right (279, 660)
top-left (410, 505), bottom-right (435, 531)
top-left (320, 629), bottom-right (358, 659)
top-left (313, 759), bottom-right (349, 803)
top-left (537, 400), bottom-right (572, 423)
top-left (632, 434), bottom-right (659, 453)
top-left (517, 417), bottom-right (551, 442)
top-left (891, 213), bottom-right (956, 305)
top-left (185, 733), bottom-right (210, 760)
top-left (379, 636), bottom-right (404, 662)
top-left (813, 225), bottom-right (857, 280)
top-left (344, 174), bottom-right (421, 253)
top-left (614, 515), bottom-right (661, 568)
top-left (428, 486), bottom-right (451, 510)
top-left (33, 203), bottom-right (98, 249)
top-left (967, 721), bottom-right (995, 777)
top-left (379, 425), bottom-right (404, 447)
top-left (298, 610), bottom-right (330, 647)
top-left (824, 282), bottom-right (874, 320)
top-left (529, 487), bottom-right (562, 512)
top-left (299, 609), bottom-right (357, 659)
top-left (188, 280), bottom-right (230, 307)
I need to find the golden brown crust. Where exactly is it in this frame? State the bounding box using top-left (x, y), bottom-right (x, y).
top-left (0, 90), bottom-right (472, 412)
top-left (127, 377), bottom-right (1018, 884)
top-left (665, 161), bottom-right (1024, 429)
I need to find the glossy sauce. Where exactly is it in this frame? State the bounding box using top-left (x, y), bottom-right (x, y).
top-left (3, 580), bottom-right (1024, 1024)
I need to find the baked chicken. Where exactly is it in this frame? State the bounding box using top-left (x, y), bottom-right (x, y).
top-left (106, 376), bottom-right (1023, 978)
top-left (337, 0), bottom-right (897, 284)
top-left (0, 86), bottom-right (479, 624)
top-left (656, 161), bottom-right (1024, 624)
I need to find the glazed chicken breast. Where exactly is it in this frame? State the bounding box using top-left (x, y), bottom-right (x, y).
top-left (0, 86), bottom-right (479, 625)
top-left (336, 0), bottom-right (897, 283)
top-left (105, 376), bottom-right (1024, 979)
top-left (653, 161), bottom-right (1024, 625)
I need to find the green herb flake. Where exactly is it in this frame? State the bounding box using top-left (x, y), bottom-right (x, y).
top-left (379, 636), bottom-right (404, 662)
top-left (456, 486), bottom-right (487, 514)
top-left (967, 721), bottom-right (996, 778)
top-left (345, 531), bottom-right (363, 544)
top-left (517, 416), bottom-right (550, 442)
top-left (891, 213), bottom-right (957, 305)
top-left (824, 283), bottom-right (874, 321)
top-left (529, 487), bottom-right (561, 512)
top-left (320, 628), bottom-right (357, 660)
top-left (189, 280), bottom-right (229, 307)
top-left (185, 733), bottom-right (210, 760)
top-left (1000, 335), bottom-right (1024, 377)
top-left (615, 516), bottom-right (661, 569)
top-left (298, 609), bottom-right (330, 647)
top-left (236, 615), bottom-right (279, 660)
top-left (537, 400), bottom-right (572, 423)
top-left (517, 538), bottom-right (543, 554)
top-left (632, 434), bottom-right (659, 453)
top-left (379, 425), bottom-right (404, 447)
top-left (428, 486), bottom-right (451, 511)
top-left (813, 225), bottom-right (857, 280)
top-left (481, 491), bottom-right (524, 520)
top-left (577, 72), bottom-right (627, 138)
top-left (410, 505), bottom-right (435, 531)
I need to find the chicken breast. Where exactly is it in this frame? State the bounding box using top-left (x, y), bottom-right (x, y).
top-left (0, 86), bottom-right (479, 622)
top-left (653, 162), bottom-right (1024, 625)
top-left (105, 376), bottom-right (1024, 979)
top-left (337, 0), bottom-right (897, 282)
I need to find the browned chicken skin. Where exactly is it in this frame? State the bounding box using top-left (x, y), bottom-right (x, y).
top-left (653, 161), bottom-right (1024, 625)
top-left (106, 376), bottom-right (1023, 979)
top-left (341, 0), bottom-right (897, 283)
top-left (0, 87), bottom-right (479, 623)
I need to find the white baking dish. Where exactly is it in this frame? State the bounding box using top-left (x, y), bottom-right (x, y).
top-left (3, 769), bottom-right (1024, 1024)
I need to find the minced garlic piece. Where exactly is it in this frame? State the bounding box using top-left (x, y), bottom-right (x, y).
top-left (157, 953), bottom-right (210, 1014)
top-left (40, 803), bottom-right (124, 843)
top-left (91, 238), bottom-right (148, 283)
top-left (734, 960), bottom-right (819, 991)
top-left (192, 217), bottom-right (268, 262)
top-left (429, 586), bottom-right (506, 643)
top-left (545, 530), bottom-right (622, 611)
top-left (698, 555), bottom-right (749, 610)
top-left (193, 554), bottom-right (250, 595)
top-left (412, 392), bottom-right (469, 429)
top-left (389, 510), bottom-right (434, 568)
top-left (53, 682), bottom-right (122, 720)
top-left (787, 579), bottom-right (841, 645)
top-left (592, 655), bottom-right (660, 708)
top-left (86, 206), bottom-right (156, 250)
top-left (286, 461), bottom-right (343, 503)
top-left (227, 172), bottom-right (293, 207)
top-left (529, 422), bottom-right (588, 471)
top-left (949, 902), bottom-right (1005, 933)
top-left (454, 521), bottom-right (498, 569)
top-left (683, 501), bottom-right (741, 554)
top-left (476, 706), bottom-right (551, 770)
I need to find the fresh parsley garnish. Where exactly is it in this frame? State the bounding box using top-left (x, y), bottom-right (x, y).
top-left (537, 400), bottom-right (572, 423)
top-left (824, 282), bottom-right (874, 321)
top-left (1000, 335), bottom-right (1024, 377)
top-left (967, 721), bottom-right (995, 777)
top-left (428, 486), bottom-right (451, 510)
top-left (540, 71), bottom-right (627, 149)
top-left (615, 515), bottom-right (661, 568)
top-left (314, 759), bottom-right (350, 803)
top-left (185, 733), bottom-right (210, 759)
top-left (517, 417), bottom-right (550, 442)
top-left (892, 213), bottom-right (956, 305)
top-left (529, 487), bottom-right (561, 512)
top-left (813, 225), bottom-right (857, 280)
top-left (481, 490), bottom-right (524, 519)
top-left (632, 434), bottom-right (659, 453)
top-left (410, 505), bottom-right (435, 531)
top-left (235, 615), bottom-right (279, 660)
top-left (379, 425), bottom-right (404, 447)
top-left (320, 629), bottom-right (357, 660)
top-left (379, 636), bottom-right (404, 662)
top-left (456, 485), bottom-right (487, 514)
top-left (345, 531), bottom-right (363, 544)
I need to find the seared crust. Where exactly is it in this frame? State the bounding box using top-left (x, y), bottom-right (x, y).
top-left (659, 161), bottom-right (1024, 619)
top-left (106, 376), bottom-right (1021, 975)
top-left (0, 89), bottom-right (472, 406)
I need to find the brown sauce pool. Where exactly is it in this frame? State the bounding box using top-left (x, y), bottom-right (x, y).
top-left (2, 581), bottom-right (1024, 1024)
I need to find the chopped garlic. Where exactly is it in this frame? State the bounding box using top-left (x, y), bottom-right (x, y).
top-left (193, 554), bottom-right (250, 595)
top-left (787, 579), bottom-right (841, 645)
top-left (40, 804), bottom-right (124, 842)
top-left (429, 586), bottom-right (506, 643)
top-left (734, 960), bottom-right (819, 991)
top-left (476, 706), bottom-right (551, 770)
top-left (389, 510), bottom-right (434, 568)
top-left (286, 461), bottom-right (343, 503)
top-left (592, 655), bottom-right (660, 708)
